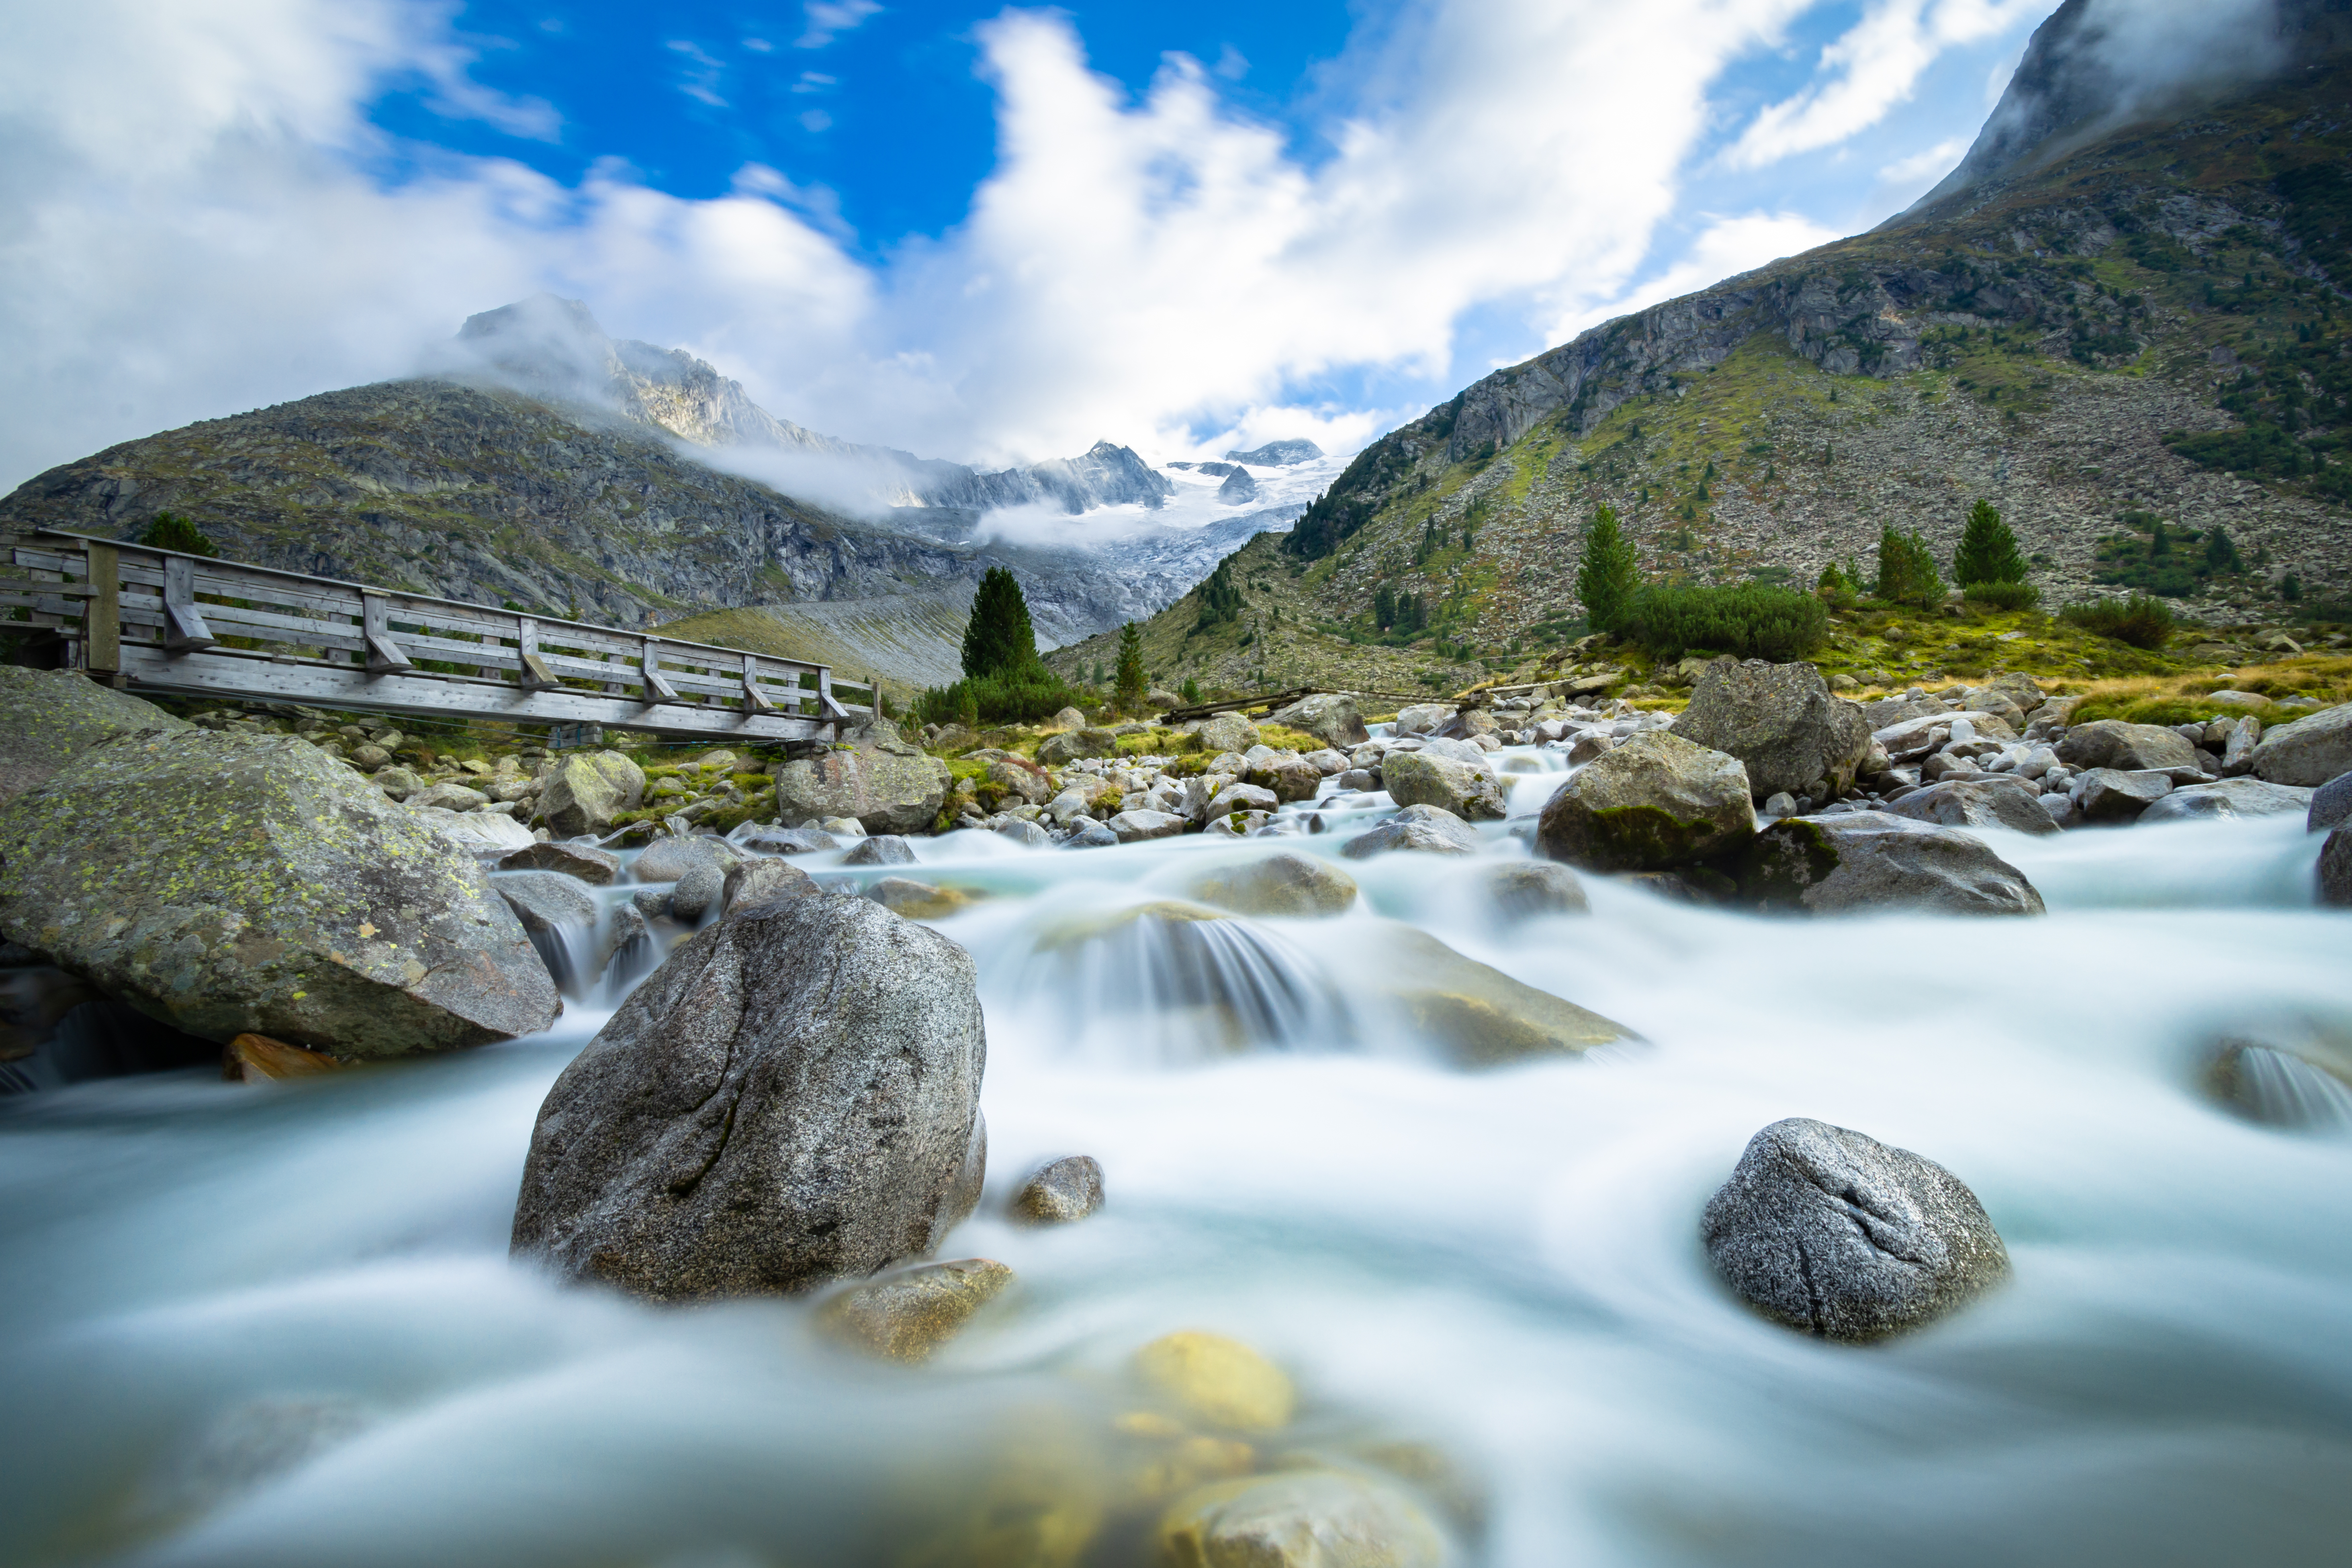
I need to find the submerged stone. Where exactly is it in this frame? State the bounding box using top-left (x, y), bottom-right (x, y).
top-left (1535, 731), bottom-right (1754, 873)
top-left (1012, 1155), bottom-right (1106, 1225)
top-left (1732, 813), bottom-right (2044, 916)
top-left (1134, 1331), bottom-right (1296, 1431)
top-left (817, 1257), bottom-right (1014, 1362)
top-left (1156, 1470), bottom-right (1450, 1568)
top-left (221, 1032), bottom-right (352, 1081)
top-left (1184, 852), bottom-right (1359, 918)
top-left (867, 877), bottom-right (975, 920)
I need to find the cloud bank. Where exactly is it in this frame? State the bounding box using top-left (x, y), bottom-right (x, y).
top-left (0, 0), bottom-right (2057, 491)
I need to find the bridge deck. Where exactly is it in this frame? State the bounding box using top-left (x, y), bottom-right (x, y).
top-left (0, 527), bottom-right (868, 743)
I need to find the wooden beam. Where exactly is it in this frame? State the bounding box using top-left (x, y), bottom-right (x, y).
top-left (641, 637), bottom-right (679, 701)
top-left (85, 544), bottom-right (121, 674)
top-left (362, 593), bottom-right (414, 673)
top-left (161, 557), bottom-right (217, 651)
top-left (742, 652), bottom-right (777, 715)
top-left (515, 619), bottom-right (559, 689)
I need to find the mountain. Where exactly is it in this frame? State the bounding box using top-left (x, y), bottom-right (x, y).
top-left (1048, 0), bottom-right (2352, 696)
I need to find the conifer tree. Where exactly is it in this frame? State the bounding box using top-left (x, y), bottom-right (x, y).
top-left (139, 512), bottom-right (219, 558)
top-left (1114, 621), bottom-right (1147, 711)
top-left (1875, 525), bottom-right (1946, 607)
top-left (1951, 499), bottom-right (2027, 585)
top-left (1575, 505), bottom-right (1639, 633)
top-left (960, 567), bottom-right (1037, 678)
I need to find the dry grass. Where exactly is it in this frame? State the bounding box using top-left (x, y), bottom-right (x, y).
top-left (2068, 655), bottom-right (2352, 725)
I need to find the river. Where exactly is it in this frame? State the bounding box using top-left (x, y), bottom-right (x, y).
top-left (2, 737), bottom-right (2347, 1567)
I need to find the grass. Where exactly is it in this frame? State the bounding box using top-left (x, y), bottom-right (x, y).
top-left (2065, 656), bottom-right (2352, 725)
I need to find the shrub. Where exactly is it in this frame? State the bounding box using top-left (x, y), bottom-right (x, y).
top-left (1964, 580), bottom-right (2041, 610)
top-left (1194, 559), bottom-right (1243, 631)
top-left (1621, 583), bottom-right (1828, 662)
top-left (139, 512), bottom-right (219, 557)
top-left (2060, 595), bottom-right (2175, 649)
top-left (1575, 505), bottom-right (1640, 633)
top-left (914, 663), bottom-right (1081, 728)
top-left (1874, 526), bottom-right (1945, 608)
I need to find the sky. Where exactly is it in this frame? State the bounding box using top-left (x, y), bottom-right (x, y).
top-left (0, 0), bottom-right (2073, 489)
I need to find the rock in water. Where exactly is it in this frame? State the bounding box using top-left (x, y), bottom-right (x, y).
top-left (633, 834), bottom-right (742, 883)
top-left (0, 666), bottom-right (190, 809)
top-left (720, 856), bottom-right (818, 915)
top-left (842, 834), bottom-right (917, 866)
top-left (772, 718), bottom-right (951, 835)
top-left (1733, 812), bottom-right (2044, 916)
top-left (1702, 1117), bottom-right (2009, 1341)
top-left (1884, 779), bottom-right (2058, 836)
top-left (1012, 1155), bottom-right (1106, 1225)
top-left (497, 841), bottom-right (621, 883)
top-left (817, 1257), bottom-right (1014, 1362)
top-left (1341, 804), bottom-right (1480, 858)
top-left (1670, 658), bottom-right (1871, 799)
top-left (1184, 852), bottom-right (1359, 917)
top-left (2137, 777), bottom-right (2313, 824)
top-left (1380, 751), bottom-right (1506, 821)
top-left (1157, 1472), bottom-right (1450, 1568)
top-left (1134, 1331), bottom-right (1296, 1430)
top-left (0, 730), bottom-right (558, 1056)
top-left (1263, 693), bottom-right (1371, 748)
top-left (510, 893), bottom-right (985, 1300)
top-left (1343, 924), bottom-right (1635, 1066)
top-left (2309, 771), bottom-right (2352, 834)
top-left (2054, 720), bottom-right (2197, 774)
top-left (1535, 731), bottom-right (1755, 872)
top-left (1482, 862), bottom-right (1590, 922)
top-left (536, 751), bottom-right (646, 837)
top-left (2321, 824), bottom-right (2352, 908)
top-left (495, 870), bottom-right (598, 932)
top-left (2249, 702), bottom-right (2352, 787)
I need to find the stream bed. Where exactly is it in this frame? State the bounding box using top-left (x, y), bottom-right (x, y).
top-left (2, 741), bottom-right (2348, 1568)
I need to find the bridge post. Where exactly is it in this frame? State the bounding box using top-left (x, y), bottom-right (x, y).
top-left (640, 637), bottom-right (678, 701)
top-left (161, 557), bottom-right (216, 652)
top-left (84, 543), bottom-right (120, 675)
top-left (361, 593), bottom-right (413, 674)
top-left (515, 619), bottom-right (559, 690)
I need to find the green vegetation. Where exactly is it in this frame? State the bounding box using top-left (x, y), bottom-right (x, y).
top-left (2060, 594), bottom-right (2176, 648)
top-left (1115, 621), bottom-right (1147, 711)
top-left (1575, 505), bottom-right (1640, 633)
top-left (2090, 509), bottom-right (2254, 598)
top-left (138, 512), bottom-right (219, 557)
top-left (1875, 526), bottom-right (1946, 609)
top-left (1193, 558), bottom-right (1243, 632)
top-left (1952, 499), bottom-right (2027, 588)
top-left (960, 566), bottom-right (1035, 678)
top-left (1621, 582), bottom-right (1828, 662)
top-left (1964, 580), bottom-right (2041, 610)
top-left (916, 566), bottom-right (1078, 726)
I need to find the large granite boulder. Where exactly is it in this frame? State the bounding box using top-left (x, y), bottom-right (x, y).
top-left (1183, 852), bottom-right (1358, 917)
top-left (1733, 812), bottom-right (2043, 916)
top-left (2076, 767), bottom-right (2174, 823)
top-left (1671, 658), bottom-right (1871, 799)
top-left (2138, 777), bottom-right (2313, 824)
top-left (2321, 825), bottom-right (2352, 907)
top-left (2250, 702), bottom-right (2352, 787)
top-left (2310, 771), bottom-right (2352, 834)
top-left (1196, 713), bottom-right (1260, 756)
top-left (1341, 803), bottom-right (1479, 857)
top-left (1702, 1117), bottom-right (2009, 1341)
top-left (0, 666), bottom-right (189, 809)
top-left (773, 719), bottom-right (951, 835)
top-left (1037, 727), bottom-right (1116, 766)
top-left (510, 894), bottom-right (986, 1300)
top-left (1884, 778), bottom-right (2058, 836)
top-left (1392, 703), bottom-right (1453, 737)
top-left (1535, 731), bottom-right (1754, 873)
top-left (537, 751), bottom-right (646, 837)
top-left (1380, 750), bottom-right (1506, 821)
top-left (0, 730), bottom-right (558, 1056)
top-left (1262, 693), bottom-right (1370, 749)
top-left (2055, 720), bottom-right (2197, 774)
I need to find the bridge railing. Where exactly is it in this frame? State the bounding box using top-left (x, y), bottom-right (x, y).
top-left (0, 526), bottom-right (869, 743)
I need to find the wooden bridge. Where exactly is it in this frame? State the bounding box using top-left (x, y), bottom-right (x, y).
top-left (0, 527), bottom-right (870, 743)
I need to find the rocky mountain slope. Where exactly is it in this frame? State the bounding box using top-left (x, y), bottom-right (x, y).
top-left (1050, 2), bottom-right (2352, 695)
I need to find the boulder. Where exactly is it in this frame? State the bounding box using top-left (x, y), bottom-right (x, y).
top-left (1702, 1117), bottom-right (2009, 1341)
top-left (737, 826), bottom-right (836, 855)
top-left (670, 862), bottom-right (725, 923)
top-left (1392, 703), bottom-right (1452, 738)
top-left (410, 781), bottom-right (489, 813)
top-left (536, 751), bottom-right (646, 837)
top-left (1670, 659), bottom-right (1871, 799)
top-left (0, 731), bottom-right (558, 1056)
top-left (817, 1257), bottom-right (1012, 1363)
top-left (1196, 713), bottom-right (1260, 756)
top-left (773, 719), bottom-right (951, 834)
top-left (1250, 756), bottom-right (1325, 803)
top-left (1263, 693), bottom-right (1370, 749)
top-left (371, 765), bottom-right (424, 801)
top-left (634, 835), bottom-right (743, 883)
top-left (1534, 731), bottom-right (1754, 873)
top-left (1206, 783), bottom-right (1282, 817)
top-left (495, 871), bottom-right (598, 932)
top-left (866, 877), bottom-right (974, 919)
top-left (1063, 820), bottom-right (1121, 850)
top-left (1010, 1155), bottom-right (1105, 1225)
top-left (842, 834), bottom-right (918, 866)
top-left (2076, 767), bottom-right (2174, 823)
top-left (985, 756), bottom-right (1055, 807)
top-left (995, 818), bottom-right (1054, 849)
top-left (2250, 702), bottom-right (2352, 787)
top-left (1134, 1331), bottom-right (1295, 1431)
top-left (511, 894), bottom-right (986, 1300)
top-left (2220, 717), bottom-right (2262, 776)
top-left (1379, 750), bottom-right (1506, 822)
top-left (1345, 924), bottom-right (1633, 1066)
top-left (1341, 804), bottom-right (1480, 858)
top-left (720, 856), bottom-right (818, 916)
top-left (497, 841), bottom-right (621, 884)
top-left (1156, 1472), bottom-right (1448, 1568)
top-left (1303, 748), bottom-right (1351, 776)
top-left (1732, 812), bottom-right (2043, 916)
top-left (1482, 861), bottom-right (1590, 921)
top-left (1883, 779), bottom-right (2059, 836)
top-left (1860, 691), bottom-right (1944, 729)
top-left (1184, 852), bottom-right (1359, 917)
top-left (2321, 825), bottom-right (2352, 907)
top-left (2309, 771), bottom-right (2352, 834)
top-left (2138, 777), bottom-right (2313, 824)
top-left (1038, 727), bottom-right (1117, 766)
top-left (2055, 720), bottom-right (2198, 774)
top-left (1049, 706), bottom-right (1089, 730)
top-left (412, 806), bottom-right (537, 853)
top-left (0, 665), bottom-right (190, 810)
top-left (1107, 809), bottom-right (1188, 843)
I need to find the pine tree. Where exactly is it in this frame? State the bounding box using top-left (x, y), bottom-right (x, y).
top-left (1875, 526), bottom-right (1946, 607)
top-left (138, 512), bottom-right (219, 558)
top-left (1951, 499), bottom-right (2027, 586)
top-left (960, 567), bottom-right (1037, 678)
top-left (1575, 505), bottom-right (1640, 633)
top-left (1114, 621), bottom-right (1147, 711)
top-left (2204, 524), bottom-right (2243, 574)
top-left (1373, 584), bottom-right (1396, 632)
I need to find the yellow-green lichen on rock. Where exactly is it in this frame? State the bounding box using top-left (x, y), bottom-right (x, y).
top-left (1134, 1331), bottom-right (1298, 1432)
top-left (0, 667), bottom-right (190, 809)
top-left (0, 729), bottom-right (559, 1057)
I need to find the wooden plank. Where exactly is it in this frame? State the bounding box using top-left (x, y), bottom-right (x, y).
top-left (162, 558), bottom-right (217, 651)
top-left (641, 638), bottom-right (680, 701)
top-left (363, 593), bottom-right (413, 673)
top-left (742, 652), bottom-right (777, 715)
top-left (117, 645), bottom-right (832, 741)
top-left (85, 545), bottom-right (119, 673)
top-left (181, 599), bottom-right (368, 649)
top-left (516, 620), bottom-right (560, 689)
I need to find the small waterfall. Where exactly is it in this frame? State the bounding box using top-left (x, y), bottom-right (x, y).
top-left (597, 922), bottom-right (662, 1005)
top-left (526, 920), bottom-right (603, 1002)
top-left (2216, 1041), bottom-right (2352, 1131)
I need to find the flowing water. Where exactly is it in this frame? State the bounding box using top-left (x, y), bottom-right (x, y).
top-left (3, 736), bottom-right (2349, 1567)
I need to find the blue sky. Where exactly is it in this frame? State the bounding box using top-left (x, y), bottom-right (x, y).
top-left (0, 0), bottom-right (2072, 487)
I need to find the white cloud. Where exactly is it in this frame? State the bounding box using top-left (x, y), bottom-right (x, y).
top-left (666, 39), bottom-right (727, 107)
top-left (1725, 0), bottom-right (2045, 170)
top-left (796, 1), bottom-right (881, 51)
top-left (1878, 133), bottom-right (1970, 185)
top-left (1542, 211), bottom-right (1845, 344)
